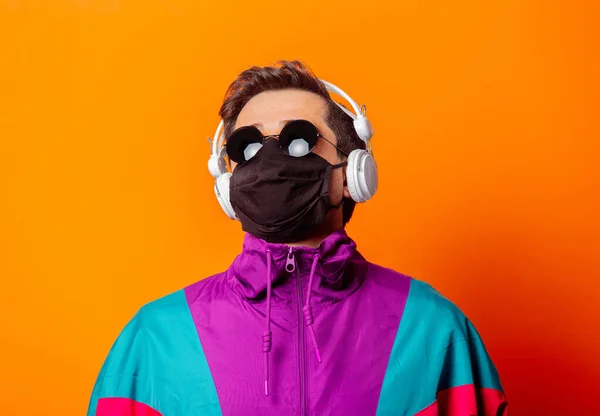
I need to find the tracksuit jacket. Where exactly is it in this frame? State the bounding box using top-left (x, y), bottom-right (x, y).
top-left (88, 229), bottom-right (508, 415)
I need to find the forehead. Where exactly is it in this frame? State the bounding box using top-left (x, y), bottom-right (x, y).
top-left (234, 89), bottom-right (327, 131)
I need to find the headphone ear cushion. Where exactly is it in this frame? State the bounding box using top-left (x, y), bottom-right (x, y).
top-left (346, 149), bottom-right (363, 203)
top-left (358, 152), bottom-right (378, 201)
top-left (346, 149), bottom-right (378, 203)
top-left (214, 173), bottom-right (238, 220)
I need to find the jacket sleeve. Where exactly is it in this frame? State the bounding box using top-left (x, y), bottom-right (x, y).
top-left (87, 307), bottom-right (165, 416)
top-left (424, 319), bottom-right (509, 416)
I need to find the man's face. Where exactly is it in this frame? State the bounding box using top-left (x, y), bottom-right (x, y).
top-left (231, 89), bottom-right (351, 233)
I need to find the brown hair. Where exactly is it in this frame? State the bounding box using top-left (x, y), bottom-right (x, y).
top-left (218, 60), bottom-right (366, 226)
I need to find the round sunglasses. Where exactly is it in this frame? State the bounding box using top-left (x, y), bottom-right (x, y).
top-left (225, 119), bottom-right (347, 164)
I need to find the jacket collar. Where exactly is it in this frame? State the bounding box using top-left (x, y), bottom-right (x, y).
top-left (227, 229), bottom-right (366, 307)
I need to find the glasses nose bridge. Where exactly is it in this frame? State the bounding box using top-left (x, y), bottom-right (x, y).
top-left (262, 134), bottom-right (280, 142)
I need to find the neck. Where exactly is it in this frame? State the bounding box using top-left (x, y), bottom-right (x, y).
top-left (286, 233), bottom-right (330, 249)
top-left (285, 220), bottom-right (344, 248)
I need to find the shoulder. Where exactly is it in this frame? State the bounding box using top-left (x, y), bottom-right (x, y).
top-left (361, 261), bottom-right (471, 338)
top-left (408, 279), bottom-right (469, 329)
top-left (105, 287), bottom-right (208, 378)
top-left (359, 262), bottom-right (473, 344)
top-left (111, 288), bottom-right (194, 350)
top-left (136, 288), bottom-right (191, 326)
top-left (361, 263), bottom-right (464, 327)
top-left (403, 278), bottom-right (476, 344)
top-left (132, 272), bottom-right (227, 327)
top-left (105, 288), bottom-right (196, 364)
top-left (98, 286), bottom-right (214, 387)
top-left (362, 263), bottom-right (480, 354)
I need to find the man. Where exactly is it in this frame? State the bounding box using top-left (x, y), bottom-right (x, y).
top-left (88, 61), bottom-right (508, 415)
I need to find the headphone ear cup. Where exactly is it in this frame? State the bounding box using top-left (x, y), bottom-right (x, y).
top-left (214, 172), bottom-right (238, 220)
top-left (346, 149), bottom-right (378, 203)
top-left (346, 149), bottom-right (363, 203)
top-left (208, 148), bottom-right (228, 178)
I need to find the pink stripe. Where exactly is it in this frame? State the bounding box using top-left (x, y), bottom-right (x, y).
top-left (96, 398), bottom-right (162, 416)
top-left (415, 399), bottom-right (439, 415)
top-left (435, 385), bottom-right (509, 416)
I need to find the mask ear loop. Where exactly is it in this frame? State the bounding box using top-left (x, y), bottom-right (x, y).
top-left (330, 162), bottom-right (348, 209)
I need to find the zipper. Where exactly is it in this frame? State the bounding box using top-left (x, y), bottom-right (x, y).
top-left (287, 247), bottom-right (307, 416)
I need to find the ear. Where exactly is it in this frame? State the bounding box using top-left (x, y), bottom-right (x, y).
top-left (343, 169), bottom-right (351, 199)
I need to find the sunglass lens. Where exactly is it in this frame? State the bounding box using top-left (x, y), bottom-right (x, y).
top-left (226, 126), bottom-right (263, 164)
top-left (279, 120), bottom-right (319, 157)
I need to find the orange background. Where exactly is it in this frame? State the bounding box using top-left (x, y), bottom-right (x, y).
top-left (1, 0), bottom-right (598, 414)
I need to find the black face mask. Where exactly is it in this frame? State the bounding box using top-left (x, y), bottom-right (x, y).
top-left (229, 139), bottom-right (347, 243)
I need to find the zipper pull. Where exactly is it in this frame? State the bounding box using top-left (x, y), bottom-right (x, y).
top-left (285, 247), bottom-right (296, 273)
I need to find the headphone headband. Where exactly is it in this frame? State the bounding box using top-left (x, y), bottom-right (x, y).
top-left (320, 80), bottom-right (362, 119)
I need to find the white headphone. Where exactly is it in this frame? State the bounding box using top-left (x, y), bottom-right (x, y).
top-left (207, 80), bottom-right (378, 220)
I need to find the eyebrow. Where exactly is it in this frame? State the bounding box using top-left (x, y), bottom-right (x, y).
top-left (249, 119), bottom-right (295, 131)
